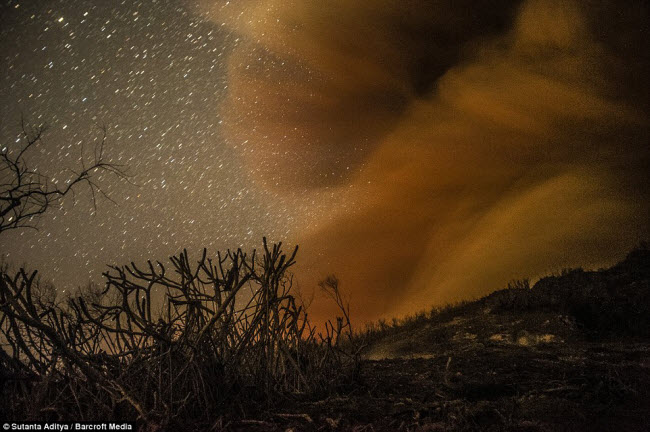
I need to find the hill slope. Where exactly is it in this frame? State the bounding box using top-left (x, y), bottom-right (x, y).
top-left (365, 245), bottom-right (650, 361)
top-left (234, 246), bottom-right (650, 431)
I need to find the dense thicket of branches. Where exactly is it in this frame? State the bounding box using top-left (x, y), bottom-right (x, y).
top-left (0, 240), bottom-right (357, 426)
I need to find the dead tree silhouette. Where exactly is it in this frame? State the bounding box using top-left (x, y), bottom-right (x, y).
top-left (0, 117), bottom-right (130, 234)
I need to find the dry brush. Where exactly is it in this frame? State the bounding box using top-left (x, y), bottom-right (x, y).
top-left (0, 239), bottom-right (358, 427)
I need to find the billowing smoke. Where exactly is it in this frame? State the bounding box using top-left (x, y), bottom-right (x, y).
top-left (199, 0), bottom-right (649, 322)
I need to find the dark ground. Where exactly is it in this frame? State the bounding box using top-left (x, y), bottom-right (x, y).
top-left (218, 247), bottom-right (650, 431)
top-left (222, 327), bottom-right (650, 431)
top-left (5, 248), bottom-right (647, 431)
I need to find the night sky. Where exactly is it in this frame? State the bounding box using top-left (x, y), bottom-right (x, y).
top-left (1, 0), bottom-right (648, 322)
top-left (0, 0), bottom-right (326, 288)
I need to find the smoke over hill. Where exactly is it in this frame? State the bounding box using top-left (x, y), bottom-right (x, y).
top-left (199, 0), bottom-right (649, 321)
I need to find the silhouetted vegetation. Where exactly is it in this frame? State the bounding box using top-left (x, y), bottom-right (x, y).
top-left (3, 243), bottom-right (649, 430)
top-left (1, 118), bottom-right (129, 233)
top-left (0, 240), bottom-right (359, 429)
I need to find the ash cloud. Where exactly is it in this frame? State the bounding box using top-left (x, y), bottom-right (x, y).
top-left (200, 0), bottom-right (649, 322)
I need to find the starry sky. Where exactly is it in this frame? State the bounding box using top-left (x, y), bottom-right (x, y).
top-left (1, 0), bottom-right (649, 322)
top-left (0, 0), bottom-right (329, 289)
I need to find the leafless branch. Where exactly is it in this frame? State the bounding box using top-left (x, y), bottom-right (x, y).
top-left (0, 118), bottom-right (131, 234)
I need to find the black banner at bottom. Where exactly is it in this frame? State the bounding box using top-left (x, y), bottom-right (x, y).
top-left (2, 423), bottom-right (135, 431)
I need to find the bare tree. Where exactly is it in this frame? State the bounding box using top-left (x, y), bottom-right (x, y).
top-left (0, 117), bottom-right (129, 234)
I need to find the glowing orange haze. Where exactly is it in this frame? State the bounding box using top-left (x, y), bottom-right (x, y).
top-left (198, 0), bottom-right (649, 323)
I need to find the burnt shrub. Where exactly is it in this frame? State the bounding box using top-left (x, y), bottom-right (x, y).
top-left (0, 239), bottom-right (358, 428)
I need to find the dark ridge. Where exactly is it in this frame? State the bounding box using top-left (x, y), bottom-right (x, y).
top-left (482, 243), bottom-right (650, 337)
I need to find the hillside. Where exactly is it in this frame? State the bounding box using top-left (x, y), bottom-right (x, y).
top-left (2, 246), bottom-right (649, 431)
top-left (365, 244), bottom-right (650, 360)
top-left (236, 246), bottom-right (650, 431)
